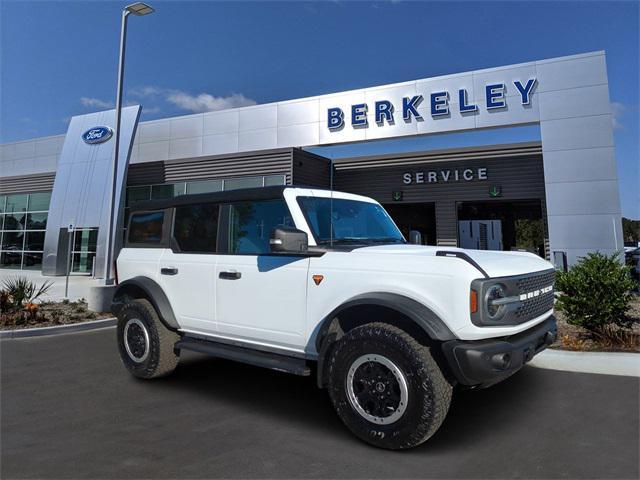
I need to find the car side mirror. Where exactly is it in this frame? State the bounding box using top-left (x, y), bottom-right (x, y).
top-left (409, 230), bottom-right (422, 245)
top-left (270, 227), bottom-right (309, 254)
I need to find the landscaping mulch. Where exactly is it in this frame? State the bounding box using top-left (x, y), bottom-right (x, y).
top-left (0, 299), bottom-right (112, 331)
top-left (551, 295), bottom-right (640, 353)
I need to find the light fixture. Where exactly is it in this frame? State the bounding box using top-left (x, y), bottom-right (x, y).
top-left (125, 2), bottom-right (155, 16)
top-left (104, 1), bottom-right (154, 286)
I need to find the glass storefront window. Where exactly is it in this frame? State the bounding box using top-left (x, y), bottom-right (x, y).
top-left (264, 175), bottom-right (286, 186)
top-left (1, 231), bottom-right (24, 250)
top-left (126, 186), bottom-right (151, 206)
top-left (27, 212), bottom-right (47, 230)
top-left (3, 213), bottom-right (25, 230)
top-left (224, 177), bottom-right (263, 191)
top-left (0, 251), bottom-right (22, 269)
top-left (0, 190), bottom-right (51, 271)
top-left (27, 192), bottom-right (51, 211)
top-left (128, 175), bottom-right (284, 205)
top-left (25, 231), bottom-right (45, 251)
top-left (151, 183), bottom-right (185, 200)
top-left (6, 194), bottom-right (28, 213)
top-left (22, 252), bottom-right (43, 270)
top-left (186, 179), bottom-right (223, 194)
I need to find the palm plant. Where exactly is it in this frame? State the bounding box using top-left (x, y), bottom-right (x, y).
top-left (1, 276), bottom-right (54, 312)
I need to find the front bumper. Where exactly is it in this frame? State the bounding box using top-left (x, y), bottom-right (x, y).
top-left (442, 315), bottom-right (557, 388)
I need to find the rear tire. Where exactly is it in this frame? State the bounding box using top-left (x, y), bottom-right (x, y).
top-left (116, 299), bottom-right (179, 379)
top-left (327, 322), bottom-right (452, 449)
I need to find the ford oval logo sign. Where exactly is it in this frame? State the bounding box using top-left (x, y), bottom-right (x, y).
top-left (82, 126), bottom-right (113, 144)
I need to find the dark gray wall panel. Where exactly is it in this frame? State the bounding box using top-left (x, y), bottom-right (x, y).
top-left (0, 173), bottom-right (56, 194)
top-left (292, 149), bottom-right (331, 188)
top-left (127, 149), bottom-right (295, 186)
top-left (334, 153), bottom-right (545, 205)
top-left (126, 162), bottom-right (165, 186)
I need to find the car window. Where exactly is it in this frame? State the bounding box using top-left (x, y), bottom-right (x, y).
top-left (297, 197), bottom-right (404, 245)
top-left (128, 211), bottom-right (164, 244)
top-left (173, 203), bottom-right (219, 253)
top-left (226, 200), bottom-right (293, 254)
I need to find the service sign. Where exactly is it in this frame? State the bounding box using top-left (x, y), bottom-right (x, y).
top-left (403, 167), bottom-right (488, 185)
top-left (82, 126), bottom-right (113, 144)
top-left (327, 79), bottom-right (537, 131)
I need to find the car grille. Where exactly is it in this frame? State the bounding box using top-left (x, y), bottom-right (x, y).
top-left (515, 270), bottom-right (555, 320)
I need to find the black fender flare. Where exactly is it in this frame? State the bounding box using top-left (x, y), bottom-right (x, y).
top-left (111, 276), bottom-right (179, 330)
top-left (313, 292), bottom-right (457, 388)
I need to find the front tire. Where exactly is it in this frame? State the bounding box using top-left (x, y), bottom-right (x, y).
top-left (327, 322), bottom-right (452, 449)
top-left (116, 298), bottom-right (179, 379)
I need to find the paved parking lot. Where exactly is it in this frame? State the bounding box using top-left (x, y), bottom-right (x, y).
top-left (1, 328), bottom-right (638, 479)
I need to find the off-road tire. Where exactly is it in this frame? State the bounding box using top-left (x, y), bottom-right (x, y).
top-left (117, 298), bottom-right (179, 379)
top-left (327, 322), bottom-right (452, 449)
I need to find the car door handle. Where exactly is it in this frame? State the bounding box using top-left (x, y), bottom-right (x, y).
top-left (219, 271), bottom-right (241, 280)
top-left (161, 267), bottom-right (178, 276)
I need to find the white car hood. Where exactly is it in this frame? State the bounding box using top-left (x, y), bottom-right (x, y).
top-left (353, 244), bottom-right (553, 278)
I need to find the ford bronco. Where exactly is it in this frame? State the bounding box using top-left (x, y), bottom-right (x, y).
top-left (112, 186), bottom-right (557, 449)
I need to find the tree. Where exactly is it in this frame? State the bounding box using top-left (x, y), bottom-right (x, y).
top-left (622, 217), bottom-right (640, 243)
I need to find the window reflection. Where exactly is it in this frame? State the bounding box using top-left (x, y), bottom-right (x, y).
top-left (0, 192), bottom-right (50, 270)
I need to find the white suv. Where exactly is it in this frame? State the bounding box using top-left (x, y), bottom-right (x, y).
top-left (113, 186), bottom-right (557, 450)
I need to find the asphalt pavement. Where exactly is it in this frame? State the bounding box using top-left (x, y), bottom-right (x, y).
top-left (1, 328), bottom-right (638, 479)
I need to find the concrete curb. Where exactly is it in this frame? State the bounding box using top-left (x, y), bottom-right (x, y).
top-left (0, 318), bottom-right (116, 339)
top-left (530, 348), bottom-right (640, 377)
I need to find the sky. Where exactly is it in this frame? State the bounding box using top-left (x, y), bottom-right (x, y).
top-left (1, 0), bottom-right (638, 218)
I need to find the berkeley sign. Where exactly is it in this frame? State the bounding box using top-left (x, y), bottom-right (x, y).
top-left (327, 78), bottom-right (537, 130)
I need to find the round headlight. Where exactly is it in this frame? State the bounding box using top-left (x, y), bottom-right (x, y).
top-left (486, 284), bottom-right (506, 318)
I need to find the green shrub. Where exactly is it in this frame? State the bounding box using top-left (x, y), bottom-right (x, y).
top-left (555, 252), bottom-right (636, 332)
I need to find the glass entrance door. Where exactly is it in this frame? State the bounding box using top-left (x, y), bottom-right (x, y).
top-left (71, 228), bottom-right (98, 274)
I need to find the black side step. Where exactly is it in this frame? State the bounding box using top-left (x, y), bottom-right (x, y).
top-left (175, 337), bottom-right (311, 376)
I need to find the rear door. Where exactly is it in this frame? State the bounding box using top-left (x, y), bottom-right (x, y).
top-left (158, 203), bottom-right (220, 334)
top-left (215, 198), bottom-right (309, 351)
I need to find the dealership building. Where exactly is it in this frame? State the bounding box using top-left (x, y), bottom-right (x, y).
top-left (0, 51), bottom-right (624, 276)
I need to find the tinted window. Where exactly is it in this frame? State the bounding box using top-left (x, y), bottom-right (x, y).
top-left (152, 183), bottom-right (185, 200)
top-left (6, 195), bottom-right (27, 213)
top-left (128, 211), bottom-right (164, 244)
top-left (186, 180), bottom-right (223, 194)
top-left (227, 200), bottom-right (293, 254)
top-left (224, 177), bottom-right (263, 191)
top-left (126, 186), bottom-right (151, 206)
top-left (174, 204), bottom-right (219, 253)
top-left (27, 192), bottom-right (51, 212)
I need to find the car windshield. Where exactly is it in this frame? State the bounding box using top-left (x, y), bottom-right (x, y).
top-left (297, 196), bottom-right (405, 246)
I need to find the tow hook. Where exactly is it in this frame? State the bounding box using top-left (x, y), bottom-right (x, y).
top-left (544, 330), bottom-right (557, 345)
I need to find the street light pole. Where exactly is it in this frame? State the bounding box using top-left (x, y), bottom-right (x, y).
top-left (104, 3), bottom-right (154, 286)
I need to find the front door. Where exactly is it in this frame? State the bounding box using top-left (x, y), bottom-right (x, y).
top-left (215, 199), bottom-right (309, 352)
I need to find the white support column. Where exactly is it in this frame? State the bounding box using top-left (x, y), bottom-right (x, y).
top-left (537, 52), bottom-right (623, 265)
